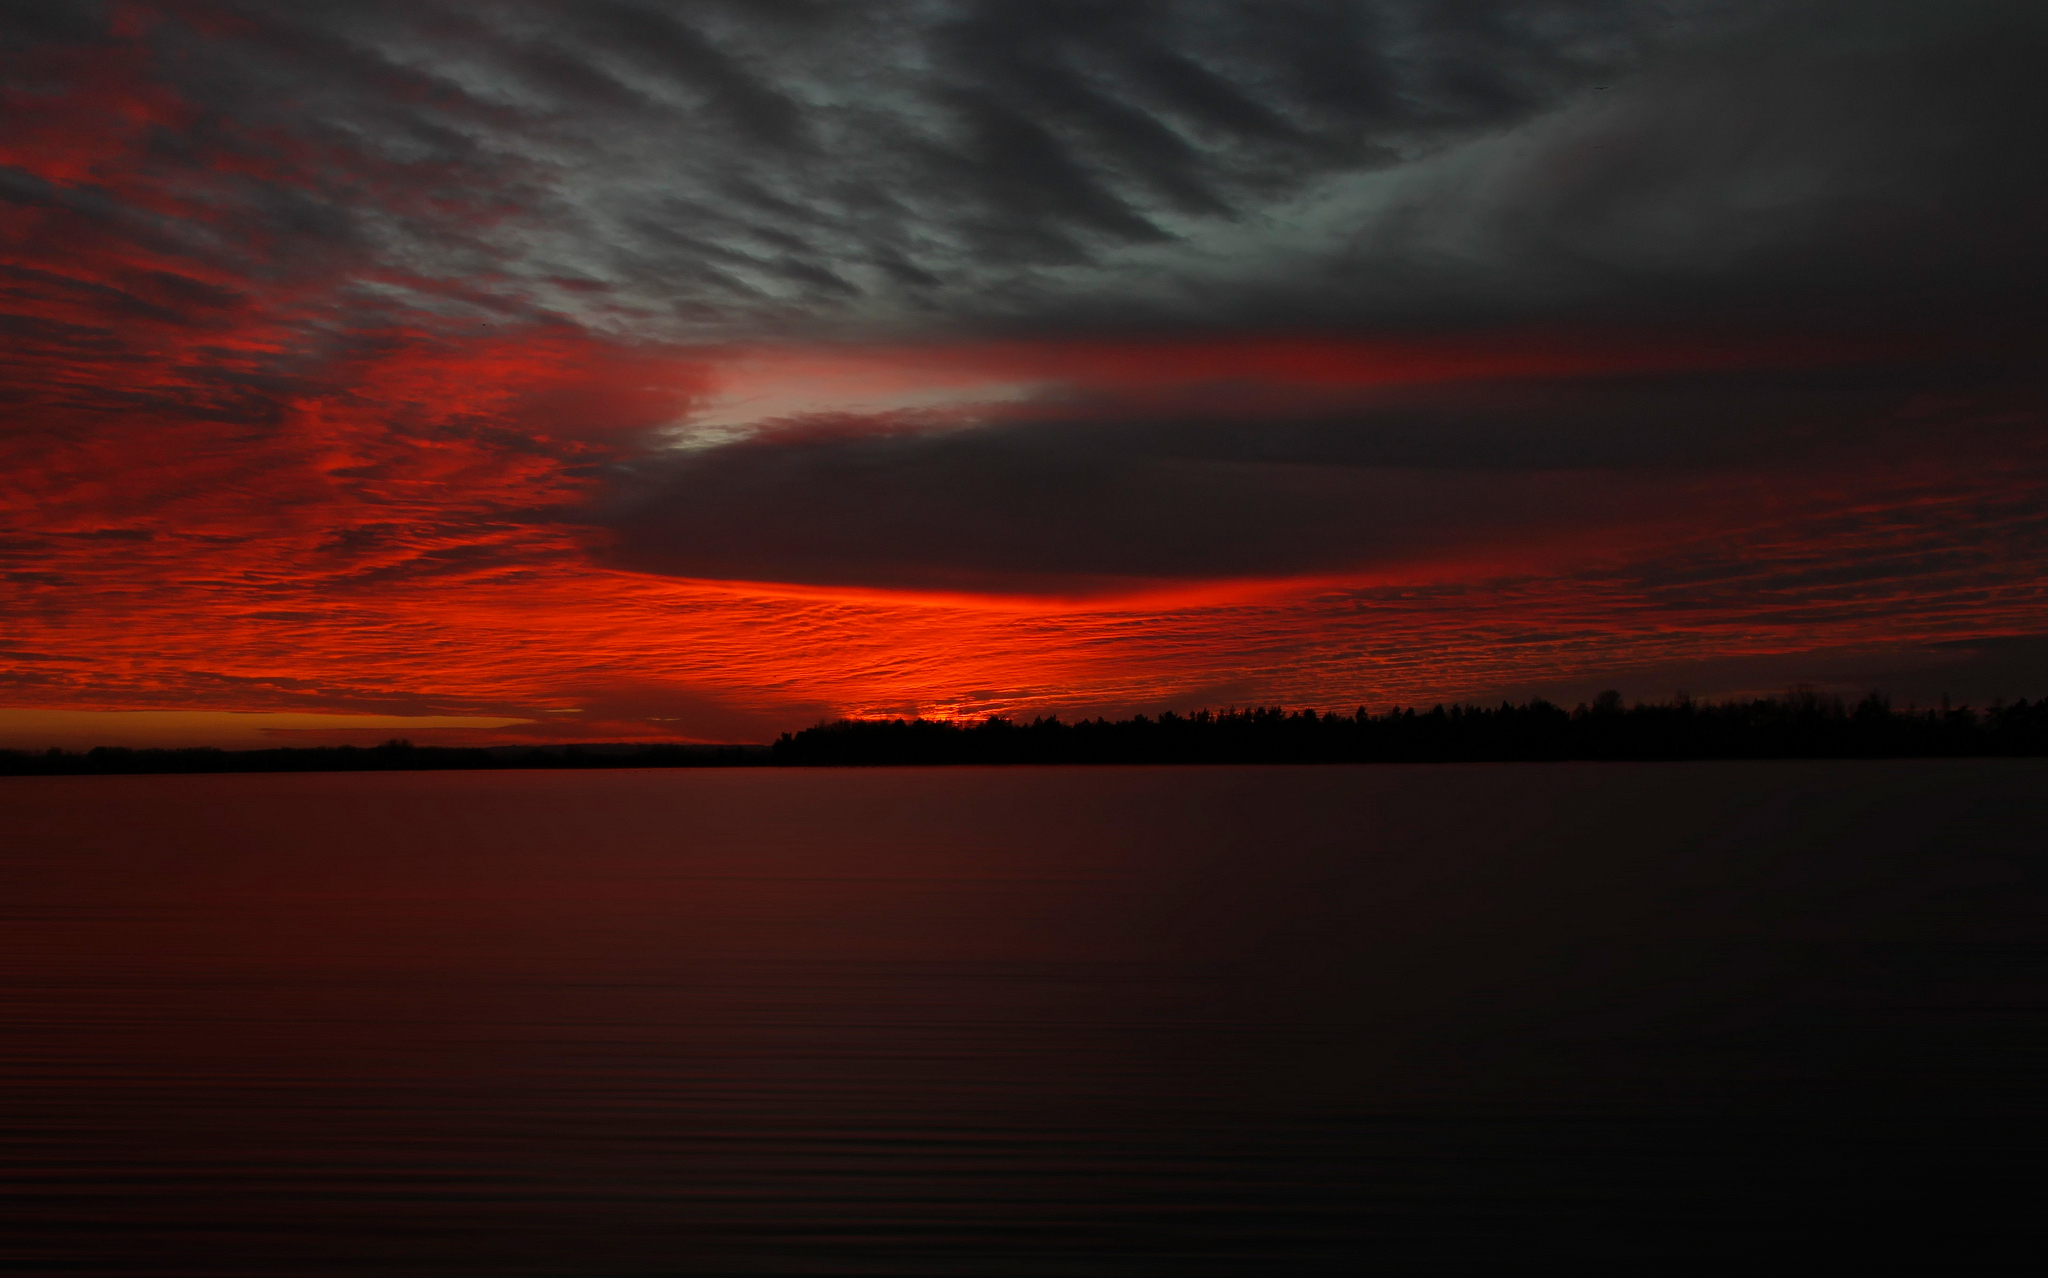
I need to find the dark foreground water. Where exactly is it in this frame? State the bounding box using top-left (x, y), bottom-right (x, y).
top-left (3, 763), bottom-right (2043, 1273)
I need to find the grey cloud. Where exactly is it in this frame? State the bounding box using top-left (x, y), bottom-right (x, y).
top-left (1241, 0), bottom-right (2048, 332)
top-left (1095, 357), bottom-right (2048, 472)
top-left (601, 348), bottom-right (2047, 592)
top-left (605, 420), bottom-right (1640, 591)
top-left (9, 0), bottom-right (2044, 482)
top-left (9, 0), bottom-right (2043, 338)
top-left (566, 1), bottom-right (811, 149)
top-left (923, 86), bottom-right (1175, 250)
top-left (4, 0), bottom-right (1702, 333)
top-left (0, 0), bottom-right (105, 51)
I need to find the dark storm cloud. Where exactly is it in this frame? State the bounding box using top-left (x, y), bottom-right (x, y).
top-left (0, 0), bottom-right (105, 49)
top-left (15, 0), bottom-right (2042, 339)
top-left (563, 1), bottom-right (812, 149)
top-left (603, 421), bottom-right (1633, 591)
top-left (593, 0), bottom-right (2048, 598)
top-left (601, 346), bottom-right (2048, 593)
top-left (3, 0), bottom-right (1704, 330)
top-left (1240, 0), bottom-right (2048, 333)
top-left (7, 0), bottom-right (2045, 598)
top-left (11, 0), bottom-right (2045, 330)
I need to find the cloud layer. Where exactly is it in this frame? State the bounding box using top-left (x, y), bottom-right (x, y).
top-left (3, 1), bottom-right (2045, 740)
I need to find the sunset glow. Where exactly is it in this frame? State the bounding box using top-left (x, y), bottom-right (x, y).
top-left (4, 2), bottom-right (2044, 746)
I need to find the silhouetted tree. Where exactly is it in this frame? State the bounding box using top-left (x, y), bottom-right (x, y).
top-left (768, 692), bottom-right (2048, 766)
top-left (8, 694), bottom-right (2046, 775)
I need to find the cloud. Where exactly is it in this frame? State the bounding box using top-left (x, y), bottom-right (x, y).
top-left (1169, 0), bottom-right (2048, 333)
top-left (603, 332), bottom-right (2045, 594)
top-left (3, 0), bottom-right (2046, 738)
top-left (12, 1), bottom-right (2043, 343)
top-left (3, 0), bottom-right (1720, 336)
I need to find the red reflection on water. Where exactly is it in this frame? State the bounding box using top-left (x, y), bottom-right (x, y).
top-left (4, 765), bottom-right (2042, 1271)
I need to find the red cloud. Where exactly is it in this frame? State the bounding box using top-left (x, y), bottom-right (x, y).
top-left (3, 11), bottom-right (2043, 743)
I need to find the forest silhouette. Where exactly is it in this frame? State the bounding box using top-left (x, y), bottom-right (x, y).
top-left (6, 689), bottom-right (2047, 774)
top-left (771, 690), bottom-right (2048, 766)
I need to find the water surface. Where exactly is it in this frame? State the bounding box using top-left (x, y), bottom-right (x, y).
top-left (4, 763), bottom-right (2043, 1272)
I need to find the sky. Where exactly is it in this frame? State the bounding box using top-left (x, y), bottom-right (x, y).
top-left (3, 0), bottom-right (2045, 747)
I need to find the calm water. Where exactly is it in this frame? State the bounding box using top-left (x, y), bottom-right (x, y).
top-left (3, 762), bottom-right (2043, 1273)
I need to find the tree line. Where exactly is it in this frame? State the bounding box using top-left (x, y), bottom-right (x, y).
top-left (6, 690), bottom-right (2046, 775)
top-left (771, 690), bottom-right (2048, 766)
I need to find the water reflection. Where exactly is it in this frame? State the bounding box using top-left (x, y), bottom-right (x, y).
top-left (4, 763), bottom-right (2043, 1272)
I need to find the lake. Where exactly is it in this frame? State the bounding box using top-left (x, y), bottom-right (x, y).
top-left (3, 762), bottom-right (2043, 1272)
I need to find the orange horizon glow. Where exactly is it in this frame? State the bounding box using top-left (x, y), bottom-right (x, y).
top-left (4, 55), bottom-right (2042, 748)
top-left (5, 309), bottom-right (2046, 748)
top-left (5, 2), bottom-right (2044, 749)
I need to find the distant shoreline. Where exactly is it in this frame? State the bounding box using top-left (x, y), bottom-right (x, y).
top-left (7, 692), bottom-right (2046, 775)
top-left (0, 741), bottom-right (768, 777)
